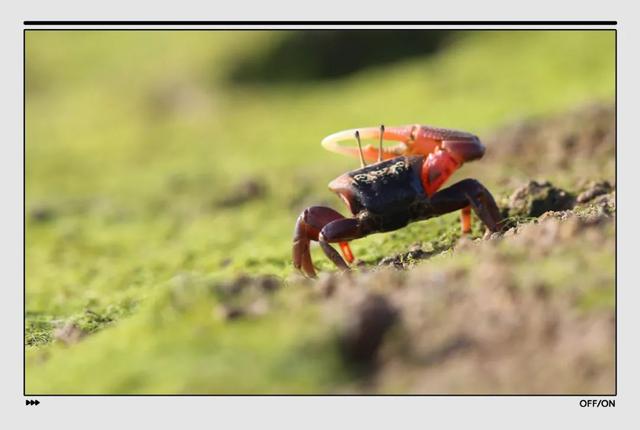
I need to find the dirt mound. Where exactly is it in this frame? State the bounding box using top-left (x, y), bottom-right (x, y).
top-left (576, 180), bottom-right (614, 204)
top-left (504, 180), bottom-right (575, 218)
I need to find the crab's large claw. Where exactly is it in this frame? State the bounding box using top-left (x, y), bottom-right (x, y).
top-left (321, 124), bottom-right (485, 164)
top-left (321, 125), bottom-right (419, 162)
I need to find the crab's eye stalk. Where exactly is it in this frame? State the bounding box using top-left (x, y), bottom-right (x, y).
top-left (354, 130), bottom-right (366, 168)
top-left (378, 124), bottom-right (385, 163)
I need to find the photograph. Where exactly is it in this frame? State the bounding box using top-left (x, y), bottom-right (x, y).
top-left (24, 28), bottom-right (615, 395)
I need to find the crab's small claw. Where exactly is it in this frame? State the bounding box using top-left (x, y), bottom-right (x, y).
top-left (293, 206), bottom-right (356, 278)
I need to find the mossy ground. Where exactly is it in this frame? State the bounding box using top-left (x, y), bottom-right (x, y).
top-left (26, 30), bottom-right (615, 394)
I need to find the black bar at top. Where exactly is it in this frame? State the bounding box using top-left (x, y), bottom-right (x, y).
top-left (23, 20), bottom-right (617, 26)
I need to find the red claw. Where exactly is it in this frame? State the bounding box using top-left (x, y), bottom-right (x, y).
top-left (293, 206), bottom-right (358, 278)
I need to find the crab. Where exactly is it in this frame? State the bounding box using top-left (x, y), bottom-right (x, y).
top-left (293, 124), bottom-right (503, 278)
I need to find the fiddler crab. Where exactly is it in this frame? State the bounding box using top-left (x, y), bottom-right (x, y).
top-left (293, 124), bottom-right (503, 278)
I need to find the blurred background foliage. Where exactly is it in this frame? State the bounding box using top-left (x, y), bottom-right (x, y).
top-left (25, 30), bottom-right (614, 393)
top-left (227, 30), bottom-right (452, 82)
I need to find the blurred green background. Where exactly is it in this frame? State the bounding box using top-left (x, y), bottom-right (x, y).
top-left (25, 30), bottom-right (615, 393)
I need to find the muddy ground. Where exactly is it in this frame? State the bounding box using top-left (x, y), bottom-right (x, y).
top-left (27, 103), bottom-right (615, 395)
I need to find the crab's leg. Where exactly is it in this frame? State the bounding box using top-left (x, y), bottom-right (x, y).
top-left (339, 242), bottom-right (354, 263)
top-left (428, 179), bottom-right (503, 233)
top-left (293, 206), bottom-right (356, 278)
top-left (461, 206), bottom-right (472, 234)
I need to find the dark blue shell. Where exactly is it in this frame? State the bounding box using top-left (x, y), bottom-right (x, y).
top-left (347, 156), bottom-right (427, 231)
